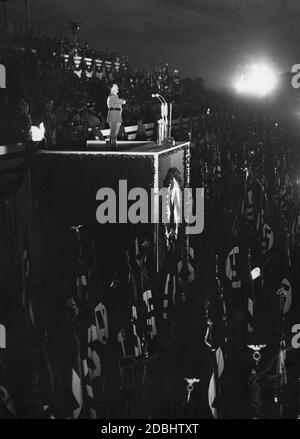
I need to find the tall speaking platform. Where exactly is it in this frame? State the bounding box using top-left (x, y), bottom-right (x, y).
top-left (34, 140), bottom-right (191, 273)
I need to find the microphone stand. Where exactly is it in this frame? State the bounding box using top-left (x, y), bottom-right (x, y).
top-left (152, 94), bottom-right (169, 145)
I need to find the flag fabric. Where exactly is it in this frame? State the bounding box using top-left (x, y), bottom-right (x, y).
top-left (204, 297), bottom-right (225, 419)
top-left (208, 346), bottom-right (225, 418)
top-left (142, 289), bottom-right (157, 339)
top-left (242, 188), bottom-right (254, 223)
top-left (131, 305), bottom-right (142, 357)
top-left (217, 212), bottom-right (248, 322)
top-left (126, 245), bottom-right (144, 356)
top-left (86, 301), bottom-right (108, 381)
top-left (276, 340), bottom-right (287, 386)
top-left (256, 190), bottom-right (275, 259)
top-left (245, 238), bottom-right (268, 338)
top-left (255, 194), bottom-right (286, 305)
top-left (71, 365), bottom-right (83, 419)
top-left (225, 245), bottom-right (243, 290)
top-left (0, 325), bottom-right (5, 350)
top-left (134, 238), bottom-right (142, 269)
top-left (87, 317), bottom-right (102, 381)
top-left (94, 302), bottom-right (108, 345)
top-left (247, 293), bottom-right (254, 334)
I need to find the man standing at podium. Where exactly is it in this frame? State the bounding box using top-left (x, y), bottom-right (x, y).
top-left (107, 84), bottom-right (126, 149)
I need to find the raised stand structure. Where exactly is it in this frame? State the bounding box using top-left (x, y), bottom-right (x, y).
top-left (35, 141), bottom-right (190, 272)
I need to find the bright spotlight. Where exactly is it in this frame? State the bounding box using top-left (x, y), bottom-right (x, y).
top-left (235, 63), bottom-right (278, 97)
top-left (251, 267), bottom-right (261, 280)
top-left (31, 122), bottom-right (45, 142)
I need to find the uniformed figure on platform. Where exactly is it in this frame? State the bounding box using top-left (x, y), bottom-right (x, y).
top-left (106, 84), bottom-right (126, 149)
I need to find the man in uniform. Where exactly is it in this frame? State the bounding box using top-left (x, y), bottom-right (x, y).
top-left (106, 84), bottom-right (126, 149)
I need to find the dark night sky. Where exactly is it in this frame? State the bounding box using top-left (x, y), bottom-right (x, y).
top-left (2, 0), bottom-right (300, 88)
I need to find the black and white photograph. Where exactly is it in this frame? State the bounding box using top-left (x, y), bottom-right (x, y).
top-left (0, 0), bottom-right (300, 422)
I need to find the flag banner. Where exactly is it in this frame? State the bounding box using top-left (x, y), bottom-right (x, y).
top-left (256, 209), bottom-right (275, 257)
top-left (247, 294), bottom-right (254, 333)
top-left (86, 301), bottom-right (108, 382)
top-left (225, 245), bottom-right (242, 290)
top-left (71, 367), bottom-right (83, 419)
top-left (95, 302), bottom-right (108, 345)
top-left (87, 320), bottom-right (102, 381)
top-left (208, 347), bottom-right (224, 418)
